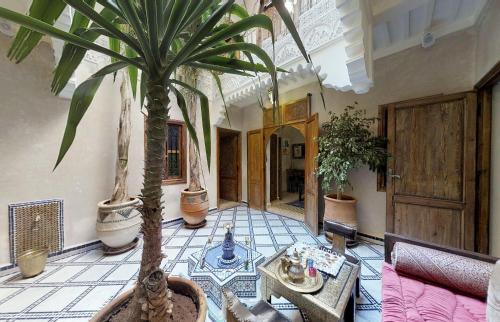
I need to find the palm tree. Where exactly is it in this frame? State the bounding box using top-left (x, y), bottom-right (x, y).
top-left (0, 0), bottom-right (310, 320)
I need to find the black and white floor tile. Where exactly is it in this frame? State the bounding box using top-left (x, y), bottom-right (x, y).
top-left (0, 205), bottom-right (382, 322)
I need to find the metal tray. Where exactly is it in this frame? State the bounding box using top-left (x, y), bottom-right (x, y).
top-left (276, 263), bottom-right (324, 293)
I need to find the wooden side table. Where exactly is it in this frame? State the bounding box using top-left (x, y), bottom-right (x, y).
top-left (258, 247), bottom-right (359, 322)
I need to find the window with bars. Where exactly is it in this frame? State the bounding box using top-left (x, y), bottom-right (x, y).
top-left (163, 120), bottom-right (186, 184)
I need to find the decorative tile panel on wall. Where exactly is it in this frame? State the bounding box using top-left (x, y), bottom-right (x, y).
top-left (8, 199), bottom-right (64, 263)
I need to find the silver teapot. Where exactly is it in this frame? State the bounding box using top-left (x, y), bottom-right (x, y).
top-left (281, 249), bottom-right (305, 283)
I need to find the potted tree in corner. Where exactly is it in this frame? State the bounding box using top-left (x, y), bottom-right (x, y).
top-left (179, 67), bottom-right (209, 229)
top-left (96, 69), bottom-right (142, 254)
top-left (0, 0), bottom-right (309, 320)
top-left (317, 104), bottom-right (387, 245)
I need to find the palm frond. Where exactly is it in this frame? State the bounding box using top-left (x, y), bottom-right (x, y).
top-left (8, 0), bottom-right (66, 63)
top-left (51, 7), bottom-right (119, 95)
top-left (63, 0), bottom-right (142, 54)
top-left (169, 84), bottom-right (201, 157)
top-left (271, 0), bottom-right (309, 62)
top-left (0, 6), bottom-right (141, 68)
top-left (170, 79), bottom-right (212, 170)
top-left (55, 61), bottom-right (130, 168)
top-left (211, 72), bottom-right (230, 127)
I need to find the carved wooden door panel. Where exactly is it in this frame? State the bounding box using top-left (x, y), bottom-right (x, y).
top-left (386, 92), bottom-right (477, 250)
top-left (247, 129), bottom-right (264, 210)
top-left (220, 134), bottom-right (239, 202)
top-left (305, 113), bottom-right (319, 235)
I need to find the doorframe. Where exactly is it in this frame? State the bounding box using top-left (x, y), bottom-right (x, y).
top-left (263, 121), bottom-right (306, 212)
top-left (474, 60), bottom-right (500, 254)
top-left (216, 127), bottom-right (242, 209)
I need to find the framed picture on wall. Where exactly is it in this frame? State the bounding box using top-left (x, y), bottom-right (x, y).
top-left (292, 144), bottom-right (305, 159)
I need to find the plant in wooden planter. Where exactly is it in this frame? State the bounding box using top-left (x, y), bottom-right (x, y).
top-left (317, 103), bottom-right (387, 237)
top-left (0, 0), bottom-right (309, 321)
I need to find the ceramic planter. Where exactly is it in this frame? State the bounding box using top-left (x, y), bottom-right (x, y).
top-left (180, 188), bottom-right (209, 226)
top-left (324, 194), bottom-right (357, 231)
top-left (96, 197), bottom-right (142, 249)
top-left (90, 275), bottom-right (207, 322)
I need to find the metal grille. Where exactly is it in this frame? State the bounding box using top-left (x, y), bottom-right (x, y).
top-left (8, 199), bottom-right (64, 263)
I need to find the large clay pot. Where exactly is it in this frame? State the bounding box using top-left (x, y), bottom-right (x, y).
top-left (180, 188), bottom-right (209, 226)
top-left (324, 194), bottom-right (357, 233)
top-left (96, 197), bottom-right (142, 249)
top-left (90, 275), bottom-right (207, 322)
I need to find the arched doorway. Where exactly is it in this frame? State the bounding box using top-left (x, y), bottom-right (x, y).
top-left (265, 126), bottom-right (305, 221)
top-left (246, 94), bottom-right (319, 234)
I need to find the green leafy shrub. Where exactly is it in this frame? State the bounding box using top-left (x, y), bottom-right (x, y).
top-left (317, 103), bottom-right (387, 199)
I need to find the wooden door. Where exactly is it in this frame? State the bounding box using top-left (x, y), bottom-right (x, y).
top-left (219, 134), bottom-right (239, 201)
top-left (386, 92), bottom-right (477, 250)
top-left (305, 114), bottom-right (319, 235)
top-left (270, 134), bottom-right (278, 201)
top-left (247, 129), bottom-right (264, 210)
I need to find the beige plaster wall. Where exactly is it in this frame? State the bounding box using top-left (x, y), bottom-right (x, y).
top-left (475, 0), bottom-right (500, 83)
top-left (238, 27), bottom-right (476, 239)
top-left (0, 34), bottom-right (146, 266)
top-left (0, 31), bottom-right (217, 266)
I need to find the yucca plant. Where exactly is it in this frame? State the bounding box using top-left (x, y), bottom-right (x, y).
top-left (0, 0), bottom-right (310, 320)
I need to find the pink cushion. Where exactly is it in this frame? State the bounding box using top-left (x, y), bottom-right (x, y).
top-left (393, 242), bottom-right (493, 298)
top-left (383, 263), bottom-right (487, 322)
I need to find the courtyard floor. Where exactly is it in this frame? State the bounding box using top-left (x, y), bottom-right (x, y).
top-left (0, 205), bottom-right (382, 322)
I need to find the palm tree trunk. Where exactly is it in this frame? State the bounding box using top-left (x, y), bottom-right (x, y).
top-left (139, 79), bottom-right (169, 284)
top-left (116, 79), bottom-right (171, 321)
top-left (110, 71), bottom-right (131, 205)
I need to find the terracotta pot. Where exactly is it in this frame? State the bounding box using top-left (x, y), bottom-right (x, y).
top-left (180, 188), bottom-right (209, 225)
top-left (96, 197), bottom-right (142, 249)
top-left (323, 194), bottom-right (357, 228)
top-left (90, 275), bottom-right (207, 322)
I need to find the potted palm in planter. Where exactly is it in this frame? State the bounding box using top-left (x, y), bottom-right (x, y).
top-left (96, 69), bottom-right (142, 254)
top-left (0, 0), bottom-right (309, 321)
top-left (178, 67), bottom-right (209, 228)
top-left (317, 104), bottom-right (387, 243)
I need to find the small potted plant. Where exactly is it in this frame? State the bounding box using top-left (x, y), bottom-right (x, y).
top-left (317, 103), bottom-right (387, 244)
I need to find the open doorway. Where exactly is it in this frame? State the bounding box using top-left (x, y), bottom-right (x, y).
top-left (266, 126), bottom-right (305, 221)
top-left (217, 128), bottom-right (241, 210)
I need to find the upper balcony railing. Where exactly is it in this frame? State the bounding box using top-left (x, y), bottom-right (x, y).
top-left (222, 0), bottom-right (342, 97)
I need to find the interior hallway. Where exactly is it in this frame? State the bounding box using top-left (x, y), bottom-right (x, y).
top-left (267, 191), bottom-right (304, 221)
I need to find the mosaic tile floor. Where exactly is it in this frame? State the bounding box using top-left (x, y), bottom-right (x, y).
top-left (0, 205), bottom-right (382, 322)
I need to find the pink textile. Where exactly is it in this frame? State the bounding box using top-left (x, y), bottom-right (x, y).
top-left (382, 263), bottom-right (487, 322)
top-left (393, 242), bottom-right (493, 298)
